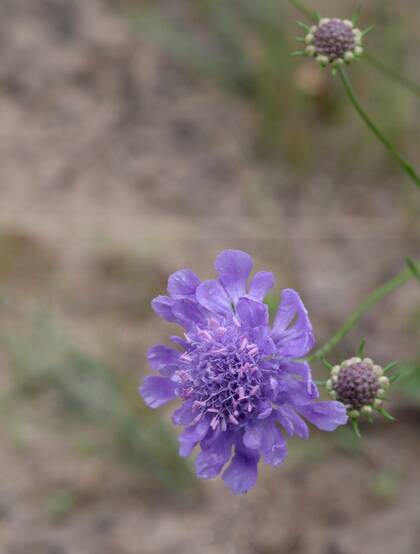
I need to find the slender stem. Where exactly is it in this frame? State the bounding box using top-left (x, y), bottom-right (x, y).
top-left (288, 0), bottom-right (318, 22)
top-left (337, 67), bottom-right (420, 189)
top-left (306, 260), bottom-right (420, 362)
top-left (365, 53), bottom-right (420, 99)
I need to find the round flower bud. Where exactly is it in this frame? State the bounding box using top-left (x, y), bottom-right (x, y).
top-left (316, 55), bottom-right (329, 67)
top-left (373, 365), bottom-right (383, 376)
top-left (302, 17), bottom-right (365, 67)
top-left (334, 359), bottom-right (379, 410)
top-left (328, 357), bottom-right (393, 421)
top-left (378, 376), bottom-right (390, 389)
top-left (331, 365), bottom-right (340, 376)
top-left (361, 405), bottom-right (373, 416)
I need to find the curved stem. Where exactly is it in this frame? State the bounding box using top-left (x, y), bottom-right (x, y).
top-left (337, 67), bottom-right (420, 189)
top-left (306, 260), bottom-right (420, 362)
top-left (365, 53), bottom-right (420, 99)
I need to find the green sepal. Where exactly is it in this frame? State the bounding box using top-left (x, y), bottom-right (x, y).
top-left (383, 361), bottom-right (399, 374)
top-left (295, 21), bottom-right (311, 31)
top-left (362, 25), bottom-right (375, 37)
top-left (357, 338), bottom-right (366, 357)
top-left (352, 5), bottom-right (362, 25)
top-left (378, 408), bottom-right (396, 422)
top-left (321, 357), bottom-right (333, 370)
top-left (389, 370), bottom-right (400, 384)
top-left (351, 418), bottom-right (362, 438)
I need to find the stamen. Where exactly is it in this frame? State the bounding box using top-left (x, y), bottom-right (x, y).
top-left (248, 346), bottom-right (259, 357)
top-left (173, 322), bottom-right (269, 430)
top-left (229, 414), bottom-right (239, 425)
top-left (239, 337), bottom-right (248, 351)
top-left (210, 416), bottom-right (220, 430)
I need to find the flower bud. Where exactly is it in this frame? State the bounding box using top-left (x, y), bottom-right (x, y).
top-left (327, 357), bottom-right (392, 422)
top-left (300, 18), bottom-right (365, 67)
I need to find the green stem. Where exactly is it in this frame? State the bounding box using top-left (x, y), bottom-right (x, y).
top-left (288, 0), bottom-right (318, 22)
top-left (337, 67), bottom-right (420, 189)
top-left (365, 53), bottom-right (420, 99)
top-left (306, 260), bottom-right (420, 362)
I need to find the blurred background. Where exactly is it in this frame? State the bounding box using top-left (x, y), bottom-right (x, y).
top-left (0, 0), bottom-right (419, 553)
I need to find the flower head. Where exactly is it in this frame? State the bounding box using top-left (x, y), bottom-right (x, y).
top-left (326, 357), bottom-right (391, 421)
top-left (301, 18), bottom-right (364, 67)
top-left (140, 250), bottom-right (347, 494)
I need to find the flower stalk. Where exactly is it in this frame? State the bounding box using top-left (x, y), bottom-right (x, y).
top-left (306, 260), bottom-right (420, 362)
top-left (337, 67), bottom-right (420, 189)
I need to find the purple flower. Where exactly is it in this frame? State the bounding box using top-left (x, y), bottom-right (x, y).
top-left (140, 250), bottom-right (347, 494)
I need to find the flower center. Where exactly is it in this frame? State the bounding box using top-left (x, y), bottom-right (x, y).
top-left (176, 321), bottom-right (269, 431)
top-left (314, 19), bottom-right (356, 61)
top-left (334, 362), bottom-right (379, 409)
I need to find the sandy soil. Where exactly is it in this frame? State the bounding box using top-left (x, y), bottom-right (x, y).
top-left (0, 1), bottom-right (419, 553)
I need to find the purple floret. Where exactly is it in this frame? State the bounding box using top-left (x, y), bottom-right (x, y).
top-left (140, 250), bottom-right (347, 494)
top-left (314, 19), bottom-right (356, 61)
top-left (334, 362), bottom-right (379, 410)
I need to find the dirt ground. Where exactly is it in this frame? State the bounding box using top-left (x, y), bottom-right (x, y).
top-left (0, 1), bottom-right (419, 553)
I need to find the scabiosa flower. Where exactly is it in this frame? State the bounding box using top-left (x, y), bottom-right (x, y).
top-left (326, 357), bottom-right (393, 432)
top-left (301, 18), bottom-right (364, 67)
top-left (140, 250), bottom-right (347, 494)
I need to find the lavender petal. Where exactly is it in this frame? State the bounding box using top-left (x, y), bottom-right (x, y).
top-left (139, 376), bottom-right (177, 409)
top-left (215, 250), bottom-right (253, 303)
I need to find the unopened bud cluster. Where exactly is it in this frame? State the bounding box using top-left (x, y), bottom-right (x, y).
top-left (326, 357), bottom-right (389, 420)
top-left (304, 18), bottom-right (363, 67)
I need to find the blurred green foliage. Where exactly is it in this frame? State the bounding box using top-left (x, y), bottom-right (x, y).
top-left (398, 361), bottom-right (420, 400)
top-left (0, 228), bottom-right (57, 287)
top-left (1, 308), bottom-right (196, 494)
top-left (368, 470), bottom-right (400, 503)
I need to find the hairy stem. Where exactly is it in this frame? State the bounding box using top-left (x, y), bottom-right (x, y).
top-left (306, 260), bottom-right (420, 362)
top-left (337, 67), bottom-right (420, 189)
